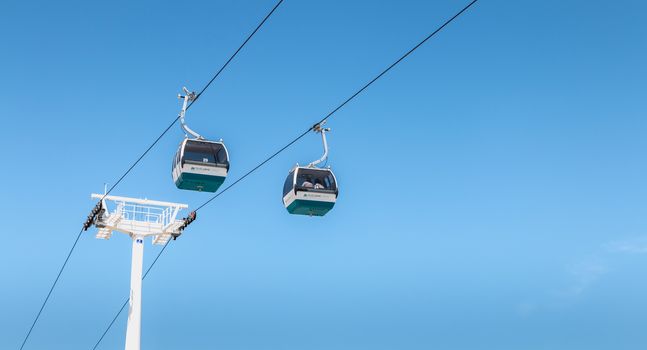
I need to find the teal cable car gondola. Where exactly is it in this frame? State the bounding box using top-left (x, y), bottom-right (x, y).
top-left (282, 166), bottom-right (338, 216)
top-left (172, 87), bottom-right (230, 193)
top-left (172, 139), bottom-right (229, 192)
top-left (282, 122), bottom-right (338, 216)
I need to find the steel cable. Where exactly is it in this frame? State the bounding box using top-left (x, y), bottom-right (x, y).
top-left (89, 0), bottom-right (481, 346)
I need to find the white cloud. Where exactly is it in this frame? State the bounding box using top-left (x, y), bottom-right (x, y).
top-left (605, 237), bottom-right (647, 254)
top-left (515, 236), bottom-right (647, 317)
top-left (559, 260), bottom-right (608, 297)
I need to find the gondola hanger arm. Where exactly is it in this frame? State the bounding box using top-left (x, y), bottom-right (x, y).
top-left (308, 121), bottom-right (331, 168)
top-left (178, 87), bottom-right (204, 140)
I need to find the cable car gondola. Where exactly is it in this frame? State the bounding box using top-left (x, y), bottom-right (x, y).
top-left (171, 87), bottom-right (230, 193)
top-left (283, 166), bottom-right (338, 216)
top-left (172, 138), bottom-right (229, 192)
top-left (282, 122), bottom-right (338, 216)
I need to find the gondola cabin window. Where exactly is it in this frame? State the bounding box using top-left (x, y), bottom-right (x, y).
top-left (184, 141), bottom-right (216, 164)
top-left (296, 169), bottom-right (337, 192)
top-left (283, 170), bottom-right (295, 196)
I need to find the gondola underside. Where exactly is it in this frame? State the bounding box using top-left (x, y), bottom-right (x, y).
top-left (175, 172), bottom-right (225, 192)
top-left (284, 191), bottom-right (336, 216)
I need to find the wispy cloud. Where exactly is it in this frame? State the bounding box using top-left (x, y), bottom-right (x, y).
top-left (515, 235), bottom-right (647, 318)
top-left (605, 237), bottom-right (647, 254)
top-left (516, 260), bottom-right (608, 318)
top-left (560, 260), bottom-right (608, 297)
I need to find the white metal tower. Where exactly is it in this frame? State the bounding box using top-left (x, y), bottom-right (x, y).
top-left (89, 193), bottom-right (191, 350)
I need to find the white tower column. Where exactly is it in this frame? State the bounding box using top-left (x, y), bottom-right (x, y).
top-left (125, 235), bottom-right (144, 350)
top-left (88, 193), bottom-right (189, 350)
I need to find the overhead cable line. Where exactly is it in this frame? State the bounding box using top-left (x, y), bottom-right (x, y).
top-left (196, 0), bottom-right (480, 213)
top-left (17, 227), bottom-right (84, 350)
top-left (18, 2), bottom-right (284, 349)
top-left (90, 0), bottom-right (480, 346)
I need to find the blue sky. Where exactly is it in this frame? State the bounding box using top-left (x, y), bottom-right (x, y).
top-left (1, 0), bottom-right (646, 349)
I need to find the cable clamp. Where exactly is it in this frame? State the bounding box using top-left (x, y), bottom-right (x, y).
top-left (178, 87), bottom-right (197, 102)
top-left (312, 120), bottom-right (330, 133)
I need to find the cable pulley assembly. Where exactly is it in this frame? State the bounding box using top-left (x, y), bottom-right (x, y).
top-left (173, 211), bottom-right (197, 240)
top-left (83, 201), bottom-right (103, 231)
